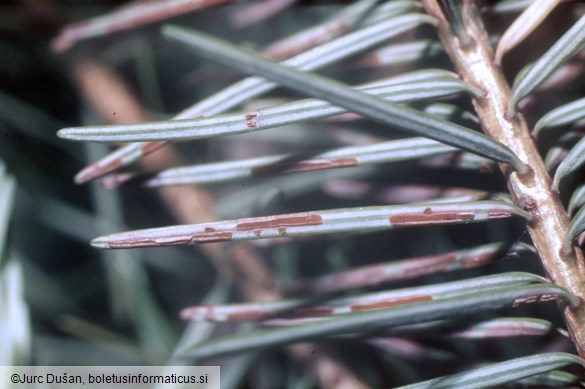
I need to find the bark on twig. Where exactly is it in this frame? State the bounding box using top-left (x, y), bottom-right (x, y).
top-left (422, 0), bottom-right (585, 358)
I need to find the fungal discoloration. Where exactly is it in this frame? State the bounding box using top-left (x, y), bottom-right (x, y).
top-left (245, 111), bottom-right (260, 128)
top-left (141, 140), bottom-right (167, 155)
top-left (299, 253), bottom-right (458, 293)
top-left (488, 210), bottom-right (512, 218)
top-left (399, 253), bottom-right (458, 277)
top-left (460, 253), bottom-right (493, 268)
top-left (286, 157), bottom-right (359, 172)
top-left (289, 306), bottom-right (334, 318)
top-left (485, 325), bottom-right (548, 337)
top-left (251, 157), bottom-right (359, 176)
top-left (327, 264), bottom-right (388, 289)
top-left (155, 236), bottom-right (193, 245)
top-left (453, 323), bottom-right (549, 338)
top-left (227, 310), bottom-right (270, 321)
top-left (104, 235), bottom-right (195, 248)
top-left (277, 227), bottom-right (287, 235)
top-left (106, 238), bottom-right (158, 249)
top-left (266, 21), bottom-right (348, 59)
top-left (512, 293), bottom-right (560, 307)
top-left (191, 231), bottom-right (233, 243)
top-left (180, 305), bottom-right (214, 321)
top-left (236, 213), bottom-right (323, 230)
top-left (289, 264), bottom-right (388, 294)
top-left (100, 172), bottom-right (135, 189)
top-left (76, 157), bottom-right (123, 184)
top-left (389, 208), bottom-right (475, 226)
top-left (104, 229), bottom-right (233, 247)
top-left (350, 295), bottom-right (433, 312)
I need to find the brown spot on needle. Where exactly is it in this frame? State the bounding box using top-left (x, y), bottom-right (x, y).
top-left (389, 209), bottom-right (475, 226)
top-left (350, 295), bottom-right (433, 312)
top-left (75, 157), bottom-right (123, 184)
top-left (236, 213), bottom-right (323, 230)
top-left (288, 157), bottom-right (359, 172)
top-left (245, 111), bottom-right (260, 128)
top-left (141, 140), bottom-right (167, 154)
top-left (191, 231), bottom-right (233, 243)
top-left (92, 230), bottom-right (233, 248)
top-left (251, 157), bottom-right (359, 176)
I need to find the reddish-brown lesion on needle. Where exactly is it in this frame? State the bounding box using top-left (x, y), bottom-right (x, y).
top-left (70, 54), bottom-right (369, 389)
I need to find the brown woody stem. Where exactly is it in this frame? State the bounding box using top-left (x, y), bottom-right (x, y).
top-left (422, 0), bottom-right (585, 358)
